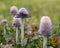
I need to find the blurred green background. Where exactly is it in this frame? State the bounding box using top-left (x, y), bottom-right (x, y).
top-left (0, 0), bottom-right (60, 34)
top-left (0, 0), bottom-right (60, 23)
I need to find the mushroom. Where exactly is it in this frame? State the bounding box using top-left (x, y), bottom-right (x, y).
top-left (15, 8), bottom-right (30, 46)
top-left (38, 16), bottom-right (52, 48)
top-left (15, 8), bottom-right (29, 18)
top-left (10, 6), bottom-right (18, 16)
top-left (12, 17), bottom-right (21, 44)
top-left (1, 19), bottom-right (8, 36)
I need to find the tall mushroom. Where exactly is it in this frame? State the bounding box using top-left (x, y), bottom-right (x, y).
top-left (1, 19), bottom-right (8, 36)
top-left (12, 17), bottom-right (21, 44)
top-left (15, 8), bottom-right (30, 46)
top-left (38, 16), bottom-right (52, 48)
top-left (10, 6), bottom-right (18, 16)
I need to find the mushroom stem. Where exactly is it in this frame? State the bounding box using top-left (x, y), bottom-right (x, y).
top-left (3, 26), bottom-right (6, 36)
top-left (43, 35), bottom-right (47, 48)
top-left (49, 46), bottom-right (53, 48)
top-left (16, 27), bottom-right (18, 44)
top-left (21, 19), bottom-right (24, 45)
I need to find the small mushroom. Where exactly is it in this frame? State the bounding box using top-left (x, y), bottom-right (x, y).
top-left (15, 8), bottom-right (29, 18)
top-left (10, 6), bottom-right (18, 16)
top-left (38, 16), bottom-right (52, 36)
top-left (38, 16), bottom-right (52, 48)
top-left (1, 19), bottom-right (8, 25)
top-left (1, 19), bottom-right (8, 36)
top-left (12, 17), bottom-right (21, 44)
top-left (15, 8), bottom-right (30, 46)
top-left (12, 17), bottom-right (21, 27)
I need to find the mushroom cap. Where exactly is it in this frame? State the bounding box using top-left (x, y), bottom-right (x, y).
top-left (15, 8), bottom-right (29, 18)
top-left (10, 6), bottom-right (18, 16)
top-left (38, 16), bottom-right (52, 36)
top-left (1, 19), bottom-right (8, 25)
top-left (12, 17), bottom-right (21, 27)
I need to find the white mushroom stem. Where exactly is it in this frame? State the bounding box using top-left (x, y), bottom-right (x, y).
top-left (16, 27), bottom-right (18, 44)
top-left (3, 26), bottom-right (6, 36)
top-left (43, 35), bottom-right (47, 48)
top-left (21, 19), bottom-right (24, 44)
top-left (49, 46), bottom-right (53, 48)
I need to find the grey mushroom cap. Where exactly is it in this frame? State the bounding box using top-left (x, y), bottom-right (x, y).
top-left (10, 6), bottom-right (18, 16)
top-left (1, 19), bottom-right (8, 25)
top-left (12, 17), bottom-right (21, 27)
top-left (15, 8), bottom-right (30, 18)
top-left (38, 16), bottom-right (52, 36)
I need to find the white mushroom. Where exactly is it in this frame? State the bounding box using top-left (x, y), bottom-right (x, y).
top-left (10, 6), bottom-right (18, 16)
top-left (38, 16), bottom-right (52, 48)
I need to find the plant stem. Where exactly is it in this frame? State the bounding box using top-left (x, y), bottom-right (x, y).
top-left (21, 19), bottom-right (24, 46)
top-left (43, 35), bottom-right (47, 48)
top-left (4, 26), bottom-right (6, 36)
top-left (16, 27), bottom-right (18, 44)
top-left (49, 46), bottom-right (53, 48)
